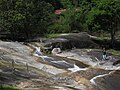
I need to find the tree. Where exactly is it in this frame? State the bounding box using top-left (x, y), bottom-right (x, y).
top-left (60, 0), bottom-right (73, 8)
top-left (48, 9), bottom-right (73, 33)
top-left (48, 0), bottom-right (91, 34)
top-left (86, 0), bottom-right (120, 47)
top-left (0, 0), bottom-right (55, 40)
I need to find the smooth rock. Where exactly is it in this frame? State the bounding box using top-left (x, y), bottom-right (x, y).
top-left (52, 48), bottom-right (62, 54)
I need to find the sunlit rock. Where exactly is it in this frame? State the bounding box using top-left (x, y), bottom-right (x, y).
top-left (52, 48), bottom-right (62, 54)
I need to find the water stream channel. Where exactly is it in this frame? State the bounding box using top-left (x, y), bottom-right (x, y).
top-left (33, 46), bottom-right (120, 89)
top-left (33, 47), bottom-right (88, 72)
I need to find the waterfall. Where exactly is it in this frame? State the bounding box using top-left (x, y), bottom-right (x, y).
top-left (68, 64), bottom-right (88, 72)
top-left (90, 73), bottom-right (108, 85)
top-left (34, 46), bottom-right (88, 72)
top-left (33, 47), bottom-right (53, 61)
top-left (90, 67), bottom-right (120, 85)
top-left (35, 47), bottom-right (42, 55)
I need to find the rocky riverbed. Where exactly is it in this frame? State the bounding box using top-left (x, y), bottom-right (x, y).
top-left (0, 33), bottom-right (120, 90)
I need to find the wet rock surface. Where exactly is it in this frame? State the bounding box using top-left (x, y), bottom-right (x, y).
top-left (0, 40), bottom-right (120, 90)
top-left (56, 49), bottom-right (120, 70)
top-left (55, 49), bottom-right (120, 90)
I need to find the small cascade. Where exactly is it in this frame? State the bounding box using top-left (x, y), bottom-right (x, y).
top-left (33, 46), bottom-right (54, 60)
top-left (90, 73), bottom-right (108, 85)
top-left (68, 64), bottom-right (88, 72)
top-left (35, 47), bottom-right (43, 55)
top-left (90, 67), bottom-right (120, 85)
top-left (34, 46), bottom-right (88, 72)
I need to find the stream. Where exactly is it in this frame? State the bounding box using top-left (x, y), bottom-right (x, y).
top-left (0, 40), bottom-right (120, 90)
top-left (90, 67), bottom-right (120, 86)
top-left (33, 46), bottom-right (120, 89)
top-left (33, 47), bottom-right (88, 72)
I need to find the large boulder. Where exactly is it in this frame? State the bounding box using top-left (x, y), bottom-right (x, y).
top-left (42, 33), bottom-right (99, 50)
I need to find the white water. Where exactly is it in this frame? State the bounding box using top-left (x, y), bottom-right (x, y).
top-left (90, 73), bottom-right (108, 85)
top-left (68, 64), bottom-right (88, 72)
top-left (34, 47), bottom-right (88, 72)
top-left (35, 47), bottom-right (43, 55)
top-left (33, 47), bottom-right (53, 59)
top-left (51, 60), bottom-right (72, 64)
top-left (90, 67), bottom-right (120, 85)
top-left (51, 61), bottom-right (88, 72)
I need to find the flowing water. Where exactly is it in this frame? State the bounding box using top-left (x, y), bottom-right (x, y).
top-left (33, 47), bottom-right (88, 72)
top-left (90, 67), bottom-right (120, 86)
top-left (90, 73), bottom-right (109, 85)
top-left (34, 46), bottom-right (120, 90)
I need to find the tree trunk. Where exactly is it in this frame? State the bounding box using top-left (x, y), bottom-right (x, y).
top-left (88, 25), bottom-right (92, 34)
top-left (111, 29), bottom-right (115, 48)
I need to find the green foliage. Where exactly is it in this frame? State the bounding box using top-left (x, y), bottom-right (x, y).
top-left (45, 33), bottom-right (62, 38)
top-left (108, 49), bottom-right (120, 55)
top-left (87, 0), bottom-right (120, 32)
top-left (48, 7), bottom-right (88, 33)
top-left (48, 9), bottom-right (72, 33)
top-left (0, 0), bottom-right (119, 44)
top-left (0, 85), bottom-right (21, 90)
top-left (60, 0), bottom-right (73, 8)
top-left (0, 0), bottom-right (55, 40)
top-left (86, 0), bottom-right (120, 47)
